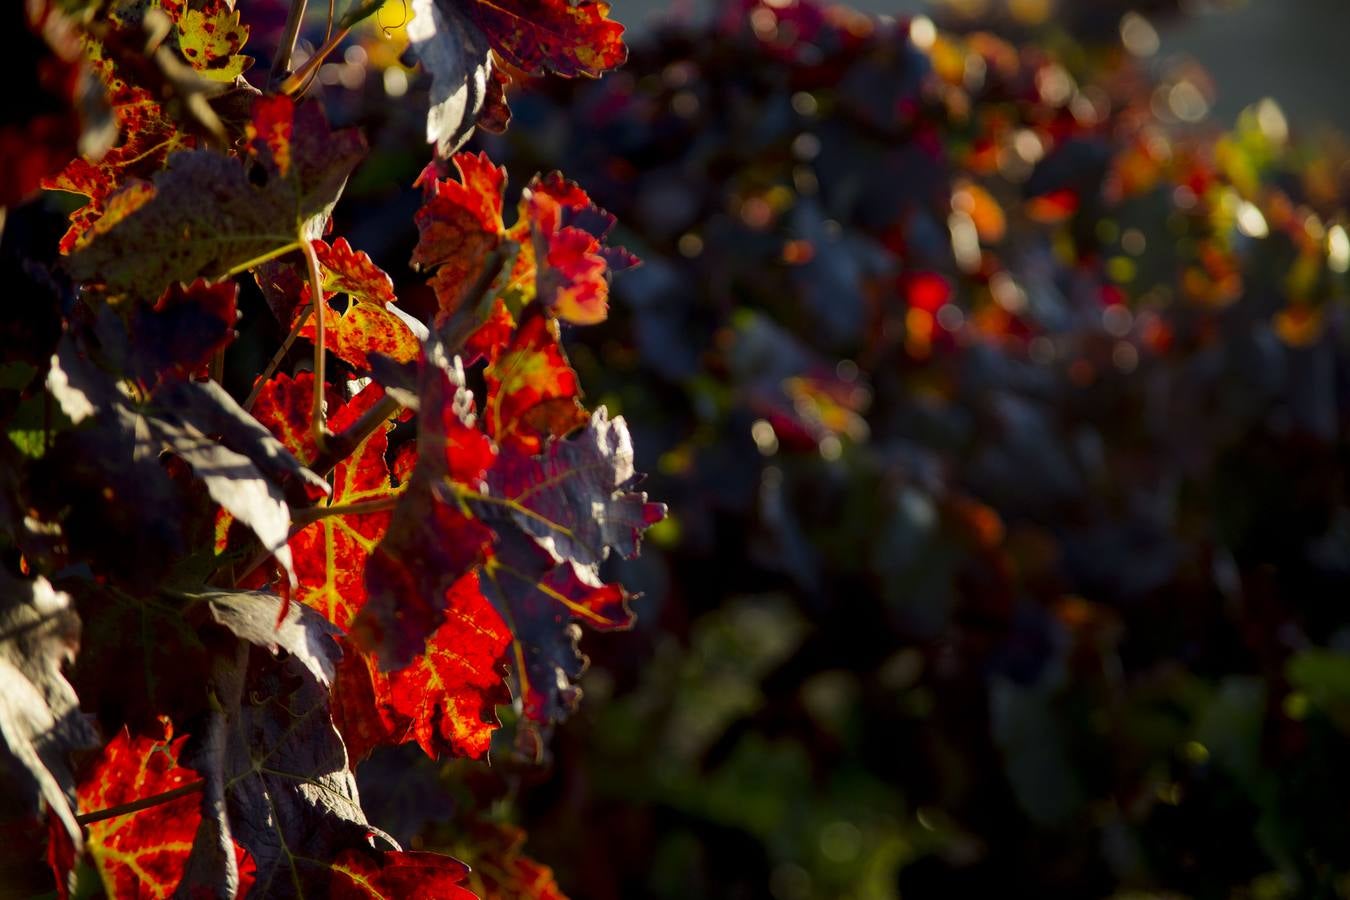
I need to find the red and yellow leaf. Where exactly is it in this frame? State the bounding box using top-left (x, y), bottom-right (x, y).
top-left (460, 0), bottom-right (626, 78)
top-left (251, 374), bottom-right (394, 629)
top-left (296, 238), bottom-right (422, 372)
top-left (75, 726), bottom-right (253, 898)
top-left (330, 848), bottom-right (477, 899)
top-left (484, 305), bottom-right (587, 453)
top-left (412, 151), bottom-right (636, 326)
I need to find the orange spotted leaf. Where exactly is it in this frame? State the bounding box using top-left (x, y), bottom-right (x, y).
top-left (174, 0), bottom-right (252, 82)
top-left (251, 374), bottom-right (395, 629)
top-left (297, 239), bottom-right (422, 371)
top-left (412, 152), bottom-right (635, 326)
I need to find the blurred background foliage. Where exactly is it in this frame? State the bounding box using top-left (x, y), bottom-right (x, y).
top-left (227, 0), bottom-right (1350, 895)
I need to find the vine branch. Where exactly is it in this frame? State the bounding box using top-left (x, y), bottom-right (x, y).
top-left (299, 235), bottom-right (329, 451)
top-left (75, 780), bottom-right (205, 827)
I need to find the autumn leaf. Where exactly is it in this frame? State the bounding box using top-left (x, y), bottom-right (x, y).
top-left (479, 527), bottom-right (630, 726)
top-left (483, 304), bottom-right (587, 454)
top-left (171, 0), bottom-right (252, 82)
top-left (249, 374), bottom-right (395, 629)
top-left (66, 95), bottom-right (365, 298)
top-left (481, 408), bottom-right (666, 567)
top-left (330, 847), bottom-right (477, 899)
top-left (297, 239), bottom-right (424, 372)
top-left (70, 725), bottom-right (254, 899)
top-left (42, 18), bottom-right (191, 252)
top-left (412, 152), bottom-right (635, 327)
top-left (406, 0), bottom-right (625, 154)
top-left (129, 278), bottom-right (240, 384)
top-left (412, 151), bottom-right (508, 324)
top-left (356, 348), bottom-right (496, 668)
top-left (45, 336), bottom-right (328, 589)
top-left (248, 373), bottom-right (510, 761)
top-left (334, 572), bottom-right (510, 761)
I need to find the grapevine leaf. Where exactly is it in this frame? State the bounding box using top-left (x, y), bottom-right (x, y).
top-left (296, 239), bottom-right (425, 372)
top-left (412, 153), bottom-right (634, 326)
top-left (42, 4), bottom-right (194, 254)
top-left (406, 0), bottom-right (624, 155)
top-left (44, 338), bottom-right (327, 588)
top-left (247, 375), bottom-right (511, 760)
top-left (128, 277), bottom-right (240, 384)
top-left (333, 572), bottom-right (510, 761)
top-left (483, 304), bottom-right (586, 454)
top-left (0, 571), bottom-right (96, 852)
top-left (457, 0), bottom-right (626, 78)
top-left (355, 348), bottom-right (495, 669)
top-left (202, 590), bottom-right (342, 686)
top-left (67, 96), bottom-right (365, 298)
top-left (201, 642), bottom-right (472, 898)
top-left (481, 408), bottom-right (666, 566)
top-left (412, 151), bottom-right (507, 324)
top-left (479, 527), bottom-right (630, 726)
top-left (249, 375), bottom-right (394, 630)
top-left (172, 0), bottom-right (252, 83)
top-left (329, 848), bottom-right (477, 899)
top-left (71, 725), bottom-right (254, 899)
top-left (407, 0), bottom-right (492, 156)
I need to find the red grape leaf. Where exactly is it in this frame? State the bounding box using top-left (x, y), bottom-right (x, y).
top-left (330, 847), bottom-right (477, 899)
top-left (296, 238), bottom-right (423, 372)
top-left (42, 4), bottom-right (194, 254)
top-left (355, 349), bottom-right (496, 668)
top-left (458, 0), bottom-right (626, 78)
top-left (334, 572), bottom-right (510, 761)
top-left (405, 0), bottom-right (624, 154)
top-left (67, 95), bottom-right (365, 298)
top-left (481, 408), bottom-right (666, 566)
top-left (412, 151), bottom-right (507, 325)
top-left (249, 374), bottom-right (393, 629)
top-left (0, 572), bottom-right (96, 853)
top-left (250, 374), bottom-right (511, 761)
top-left (479, 527), bottom-right (631, 726)
top-left (412, 152), bottom-right (635, 326)
top-left (72, 725), bottom-right (253, 899)
top-left (483, 304), bottom-right (586, 453)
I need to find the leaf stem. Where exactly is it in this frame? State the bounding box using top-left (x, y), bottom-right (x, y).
top-left (244, 303), bottom-right (314, 412)
top-left (279, 0), bottom-right (385, 96)
top-left (300, 236), bottom-right (329, 451)
top-left (307, 393), bottom-right (401, 478)
top-left (290, 495), bottom-right (400, 525)
top-left (75, 780), bottom-right (205, 827)
top-left (280, 25), bottom-right (350, 96)
top-left (270, 0), bottom-right (310, 88)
